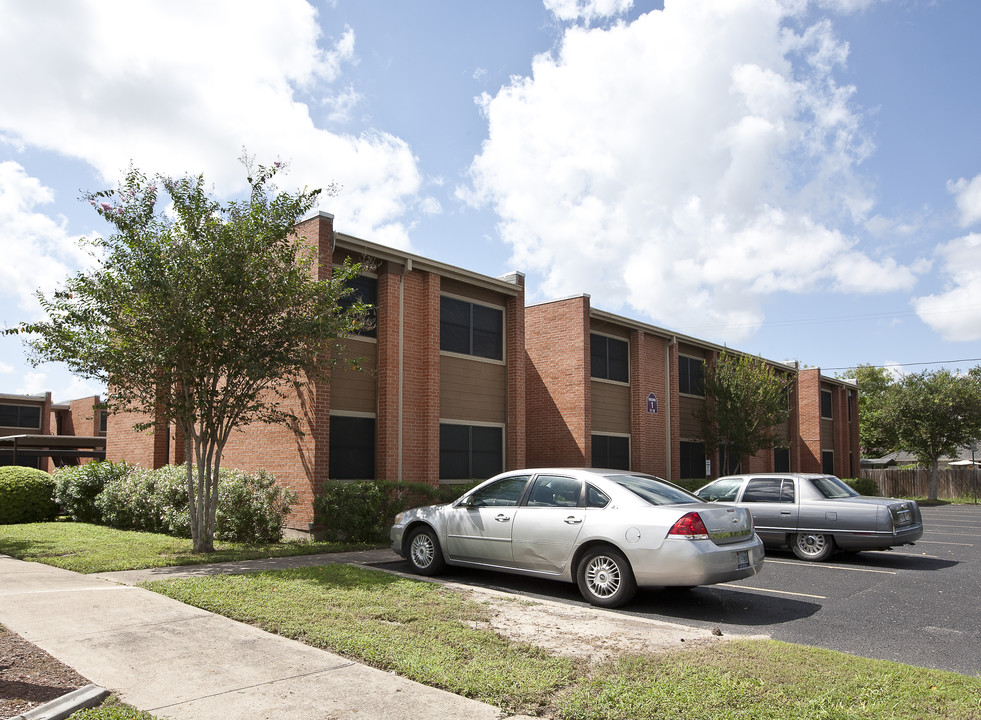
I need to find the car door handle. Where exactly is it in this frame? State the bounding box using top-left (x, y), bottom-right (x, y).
top-left (780, 511), bottom-right (792, 515)
top-left (565, 516), bottom-right (583, 525)
top-left (494, 514), bottom-right (511, 523)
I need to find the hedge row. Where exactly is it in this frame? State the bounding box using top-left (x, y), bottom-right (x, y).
top-left (51, 462), bottom-right (295, 543)
top-left (316, 480), bottom-right (476, 543)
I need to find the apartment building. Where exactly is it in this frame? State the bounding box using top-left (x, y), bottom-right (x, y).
top-left (104, 213), bottom-right (858, 534)
top-left (106, 213), bottom-right (527, 533)
top-left (525, 295), bottom-right (859, 484)
top-left (0, 392), bottom-right (106, 469)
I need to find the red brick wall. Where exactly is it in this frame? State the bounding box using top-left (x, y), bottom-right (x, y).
top-left (505, 275), bottom-right (526, 470)
top-left (796, 368), bottom-right (822, 473)
top-left (525, 297), bottom-right (590, 467)
top-left (629, 330), bottom-right (668, 477)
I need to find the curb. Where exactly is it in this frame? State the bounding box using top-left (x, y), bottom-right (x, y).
top-left (6, 684), bottom-right (110, 720)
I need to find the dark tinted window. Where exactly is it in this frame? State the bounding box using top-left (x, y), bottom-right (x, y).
top-left (341, 275), bottom-right (377, 338)
top-left (821, 389), bottom-right (833, 419)
top-left (590, 334), bottom-right (629, 382)
top-left (742, 478), bottom-right (794, 503)
top-left (329, 415), bottom-right (375, 479)
top-left (679, 356), bottom-right (704, 396)
top-left (440, 296), bottom-right (503, 360)
top-left (774, 447), bottom-right (790, 472)
top-left (822, 450), bottom-right (835, 475)
top-left (680, 441), bottom-right (706, 480)
top-left (592, 434), bottom-right (630, 470)
top-left (440, 424), bottom-right (503, 479)
top-left (0, 404), bottom-right (41, 429)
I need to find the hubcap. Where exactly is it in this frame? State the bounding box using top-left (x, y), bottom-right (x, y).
top-left (410, 533), bottom-right (435, 568)
top-left (585, 556), bottom-right (621, 598)
top-left (797, 533), bottom-right (827, 556)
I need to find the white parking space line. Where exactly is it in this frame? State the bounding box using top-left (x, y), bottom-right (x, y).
top-left (921, 531), bottom-right (980, 537)
top-left (916, 540), bottom-right (975, 546)
top-left (724, 584), bottom-right (827, 599)
top-left (764, 559), bottom-right (897, 575)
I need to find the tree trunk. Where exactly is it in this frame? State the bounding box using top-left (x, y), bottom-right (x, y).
top-left (929, 458), bottom-right (939, 502)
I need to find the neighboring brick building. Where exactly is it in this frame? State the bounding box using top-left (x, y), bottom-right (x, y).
top-left (525, 296), bottom-right (859, 484)
top-left (104, 212), bottom-right (858, 535)
top-left (0, 392), bottom-right (106, 469)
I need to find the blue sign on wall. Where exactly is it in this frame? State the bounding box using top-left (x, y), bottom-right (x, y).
top-left (647, 392), bottom-right (658, 414)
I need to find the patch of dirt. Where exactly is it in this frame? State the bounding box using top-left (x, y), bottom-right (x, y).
top-left (455, 586), bottom-right (730, 664)
top-left (0, 624), bottom-right (91, 718)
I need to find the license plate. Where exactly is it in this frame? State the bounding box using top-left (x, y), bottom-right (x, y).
top-left (736, 550), bottom-right (749, 569)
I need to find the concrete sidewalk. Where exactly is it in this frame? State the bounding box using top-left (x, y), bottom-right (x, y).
top-left (0, 551), bottom-right (534, 720)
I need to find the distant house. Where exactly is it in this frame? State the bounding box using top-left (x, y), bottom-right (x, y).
top-left (0, 392), bottom-right (106, 469)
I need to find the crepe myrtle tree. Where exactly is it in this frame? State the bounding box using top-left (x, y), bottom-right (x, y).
top-left (9, 159), bottom-right (369, 552)
top-left (700, 350), bottom-right (793, 476)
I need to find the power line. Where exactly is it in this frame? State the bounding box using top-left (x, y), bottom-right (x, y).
top-left (823, 358), bottom-right (981, 373)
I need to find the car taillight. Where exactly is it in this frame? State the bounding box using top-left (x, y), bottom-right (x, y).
top-left (668, 512), bottom-right (709, 540)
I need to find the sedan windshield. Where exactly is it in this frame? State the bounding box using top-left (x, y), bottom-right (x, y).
top-left (606, 474), bottom-right (701, 506)
top-left (809, 475), bottom-right (860, 499)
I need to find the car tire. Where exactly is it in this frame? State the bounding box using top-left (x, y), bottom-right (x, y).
top-left (791, 532), bottom-right (835, 562)
top-left (576, 547), bottom-right (637, 608)
top-left (406, 526), bottom-right (446, 576)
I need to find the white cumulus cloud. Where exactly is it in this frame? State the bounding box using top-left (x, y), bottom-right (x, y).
top-left (464, 0), bottom-right (914, 340)
top-left (913, 233), bottom-right (981, 341)
top-left (0, 0), bottom-right (421, 248)
top-left (948, 173), bottom-right (981, 228)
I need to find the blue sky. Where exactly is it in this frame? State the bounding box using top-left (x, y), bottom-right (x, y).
top-left (1, 0), bottom-right (980, 403)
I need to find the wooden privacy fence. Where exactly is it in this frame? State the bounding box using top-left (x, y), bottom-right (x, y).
top-left (860, 467), bottom-right (981, 500)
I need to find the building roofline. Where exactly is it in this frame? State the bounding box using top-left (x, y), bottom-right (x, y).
top-left (333, 231), bottom-right (524, 297)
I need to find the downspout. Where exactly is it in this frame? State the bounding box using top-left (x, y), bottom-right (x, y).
top-left (398, 259), bottom-right (411, 481)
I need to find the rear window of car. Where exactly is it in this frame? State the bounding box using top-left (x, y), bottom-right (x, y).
top-left (605, 473), bottom-right (701, 506)
top-left (809, 475), bottom-right (859, 499)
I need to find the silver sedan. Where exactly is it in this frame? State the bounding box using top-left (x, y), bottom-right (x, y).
top-left (391, 468), bottom-right (764, 607)
top-left (696, 473), bottom-right (923, 561)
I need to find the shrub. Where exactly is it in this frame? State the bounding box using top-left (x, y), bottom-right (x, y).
top-left (215, 468), bottom-right (295, 543)
top-left (54, 461), bottom-right (131, 523)
top-left (93, 463), bottom-right (295, 543)
top-left (0, 466), bottom-right (58, 524)
top-left (844, 477), bottom-right (879, 497)
top-left (316, 480), bottom-right (478, 543)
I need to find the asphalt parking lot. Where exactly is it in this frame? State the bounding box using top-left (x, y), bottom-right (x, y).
top-left (382, 504), bottom-right (981, 676)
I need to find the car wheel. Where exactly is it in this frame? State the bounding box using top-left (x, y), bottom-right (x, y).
top-left (576, 547), bottom-right (637, 608)
top-left (406, 526), bottom-right (446, 576)
top-left (792, 532), bottom-right (835, 561)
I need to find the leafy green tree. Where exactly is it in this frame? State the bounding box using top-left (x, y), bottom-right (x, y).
top-left (885, 368), bottom-right (981, 501)
top-left (10, 160), bottom-right (368, 552)
top-left (701, 350), bottom-right (793, 476)
top-left (847, 364), bottom-right (898, 458)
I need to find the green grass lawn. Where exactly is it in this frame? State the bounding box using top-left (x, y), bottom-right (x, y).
top-left (4, 522), bottom-right (980, 719)
top-left (0, 521), bottom-right (374, 573)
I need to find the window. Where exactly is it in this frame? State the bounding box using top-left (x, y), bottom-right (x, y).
top-left (697, 478), bottom-right (743, 502)
top-left (680, 441), bottom-right (706, 480)
top-left (586, 484), bottom-right (610, 508)
top-left (821, 389), bottom-right (833, 419)
top-left (99, 411), bottom-right (108, 434)
top-left (440, 423), bottom-right (503, 479)
top-left (679, 356), bottom-right (704, 396)
top-left (0, 404), bottom-right (41, 429)
top-left (774, 447), bottom-right (790, 473)
top-left (527, 475), bottom-right (583, 507)
top-left (822, 450), bottom-right (835, 475)
top-left (341, 275), bottom-right (377, 338)
top-left (466, 475), bottom-right (530, 507)
top-left (590, 334), bottom-right (629, 382)
top-left (743, 478), bottom-right (794, 503)
top-left (329, 416), bottom-right (375, 479)
top-left (440, 296), bottom-right (503, 360)
top-left (591, 434), bottom-right (630, 470)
